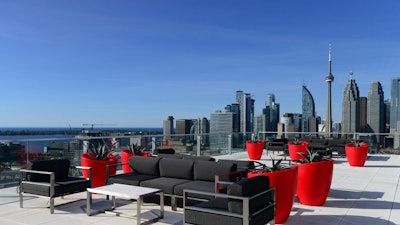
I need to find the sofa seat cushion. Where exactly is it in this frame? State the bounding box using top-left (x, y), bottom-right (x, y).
top-left (129, 156), bottom-right (160, 176)
top-left (22, 177), bottom-right (90, 197)
top-left (140, 177), bottom-right (191, 194)
top-left (108, 173), bottom-right (159, 186)
top-left (174, 180), bottom-right (215, 197)
top-left (159, 158), bottom-right (194, 180)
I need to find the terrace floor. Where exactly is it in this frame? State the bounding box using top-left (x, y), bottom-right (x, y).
top-left (1, 152), bottom-right (400, 225)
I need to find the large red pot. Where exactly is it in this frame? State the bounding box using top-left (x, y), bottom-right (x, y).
top-left (248, 166), bottom-right (298, 224)
top-left (246, 140), bottom-right (264, 160)
top-left (296, 160), bottom-right (333, 206)
top-left (345, 142), bottom-right (368, 167)
top-left (81, 152), bottom-right (118, 187)
top-left (288, 141), bottom-right (309, 161)
top-left (120, 149), bottom-right (134, 173)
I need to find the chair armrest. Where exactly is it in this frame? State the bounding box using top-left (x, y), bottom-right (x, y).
top-left (75, 166), bottom-right (92, 182)
top-left (215, 170), bottom-right (243, 193)
top-left (19, 169), bottom-right (56, 197)
top-left (105, 162), bottom-right (130, 182)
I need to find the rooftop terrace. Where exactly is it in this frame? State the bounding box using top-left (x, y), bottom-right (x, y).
top-left (1, 152), bottom-right (400, 225)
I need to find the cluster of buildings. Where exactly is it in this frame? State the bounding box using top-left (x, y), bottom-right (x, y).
top-left (162, 48), bottom-right (400, 151)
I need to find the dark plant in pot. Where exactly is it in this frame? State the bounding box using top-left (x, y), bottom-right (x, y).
top-left (295, 149), bottom-right (333, 206)
top-left (345, 139), bottom-right (368, 167)
top-left (120, 142), bottom-right (152, 173)
top-left (247, 158), bottom-right (298, 224)
top-left (246, 136), bottom-right (264, 160)
top-left (288, 138), bottom-right (309, 161)
top-left (81, 142), bottom-right (118, 187)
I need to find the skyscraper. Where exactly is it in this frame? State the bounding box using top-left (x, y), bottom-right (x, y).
top-left (367, 81), bottom-right (385, 145)
top-left (210, 110), bottom-right (233, 150)
top-left (390, 77), bottom-right (400, 133)
top-left (325, 45), bottom-right (334, 136)
top-left (163, 116), bottom-right (174, 140)
top-left (263, 94), bottom-right (280, 132)
top-left (236, 91), bottom-right (254, 133)
top-left (342, 71), bottom-right (360, 134)
top-left (301, 85), bottom-right (316, 133)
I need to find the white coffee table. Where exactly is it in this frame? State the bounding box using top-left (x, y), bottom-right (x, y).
top-left (86, 183), bottom-right (164, 225)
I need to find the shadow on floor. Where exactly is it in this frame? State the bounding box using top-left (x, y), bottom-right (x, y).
top-left (329, 188), bottom-right (384, 199)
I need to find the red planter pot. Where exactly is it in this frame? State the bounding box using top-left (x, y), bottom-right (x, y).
top-left (288, 141), bottom-right (309, 161)
top-left (121, 149), bottom-right (152, 173)
top-left (81, 153), bottom-right (118, 187)
top-left (296, 160), bottom-right (334, 206)
top-left (246, 140), bottom-right (264, 160)
top-left (248, 166), bottom-right (298, 224)
top-left (345, 142), bottom-right (369, 167)
top-left (121, 149), bottom-right (134, 173)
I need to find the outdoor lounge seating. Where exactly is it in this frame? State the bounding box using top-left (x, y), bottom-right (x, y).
top-left (107, 156), bottom-right (240, 209)
top-left (19, 159), bottom-right (92, 214)
top-left (183, 176), bottom-right (275, 225)
top-left (265, 138), bottom-right (288, 156)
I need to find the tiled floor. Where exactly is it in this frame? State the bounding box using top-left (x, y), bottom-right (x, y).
top-left (1, 152), bottom-right (400, 225)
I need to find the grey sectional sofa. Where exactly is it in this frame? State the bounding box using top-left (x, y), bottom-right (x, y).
top-left (107, 156), bottom-right (240, 209)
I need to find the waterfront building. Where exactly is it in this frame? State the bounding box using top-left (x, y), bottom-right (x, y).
top-left (281, 113), bottom-right (301, 139)
top-left (367, 82), bottom-right (385, 146)
top-left (342, 71), bottom-right (360, 135)
top-left (176, 119), bottom-right (192, 144)
top-left (163, 116), bottom-right (174, 140)
top-left (301, 85), bottom-right (317, 134)
top-left (191, 117), bottom-right (210, 146)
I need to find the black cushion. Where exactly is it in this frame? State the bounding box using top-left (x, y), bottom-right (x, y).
top-left (182, 155), bottom-right (216, 161)
top-left (22, 177), bottom-right (90, 197)
top-left (129, 156), bottom-right (160, 176)
top-left (228, 176), bottom-right (271, 214)
top-left (174, 180), bottom-right (215, 197)
top-left (217, 159), bottom-right (255, 171)
top-left (194, 160), bottom-right (237, 182)
top-left (159, 158), bottom-right (194, 180)
top-left (156, 154), bottom-right (183, 159)
top-left (140, 177), bottom-right (190, 194)
top-left (108, 173), bottom-right (158, 186)
top-left (28, 159), bottom-right (70, 182)
top-left (154, 148), bottom-right (176, 154)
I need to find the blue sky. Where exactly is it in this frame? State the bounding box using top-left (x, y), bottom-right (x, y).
top-left (1, 0), bottom-right (399, 128)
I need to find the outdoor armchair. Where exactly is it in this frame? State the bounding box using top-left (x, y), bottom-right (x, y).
top-left (19, 159), bottom-right (92, 214)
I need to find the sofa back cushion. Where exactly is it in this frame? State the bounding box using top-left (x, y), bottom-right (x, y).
top-left (194, 160), bottom-right (237, 182)
top-left (159, 158), bottom-right (194, 180)
top-left (182, 155), bottom-right (215, 161)
top-left (28, 159), bottom-right (70, 182)
top-left (129, 156), bottom-right (160, 176)
top-left (228, 176), bottom-right (271, 214)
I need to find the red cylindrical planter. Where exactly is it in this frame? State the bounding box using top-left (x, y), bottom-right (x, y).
top-left (246, 140), bottom-right (264, 160)
top-left (288, 141), bottom-right (309, 161)
top-left (120, 149), bottom-right (134, 173)
top-left (296, 160), bottom-right (334, 206)
top-left (248, 166), bottom-right (298, 224)
top-left (81, 153), bottom-right (118, 187)
top-left (345, 142), bottom-right (368, 167)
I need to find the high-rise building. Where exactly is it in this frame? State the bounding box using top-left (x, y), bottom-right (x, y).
top-left (367, 82), bottom-right (385, 145)
top-left (301, 85), bottom-right (316, 133)
top-left (342, 71), bottom-right (360, 134)
top-left (325, 45), bottom-right (334, 136)
top-left (281, 113), bottom-right (302, 139)
top-left (359, 97), bottom-right (368, 132)
top-left (191, 117), bottom-right (210, 146)
top-left (390, 77), bottom-right (400, 133)
top-left (263, 94), bottom-right (280, 132)
top-left (236, 91), bottom-right (254, 133)
top-left (176, 119), bottom-right (192, 143)
top-left (210, 110), bottom-right (233, 150)
top-left (163, 116), bottom-right (174, 140)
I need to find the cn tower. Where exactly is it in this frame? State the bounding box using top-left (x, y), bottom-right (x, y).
top-left (325, 45), bottom-right (334, 136)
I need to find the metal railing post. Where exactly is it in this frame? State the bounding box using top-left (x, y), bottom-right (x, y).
top-left (197, 136), bottom-right (201, 156)
top-left (151, 137), bottom-right (156, 154)
top-left (228, 134), bottom-right (232, 155)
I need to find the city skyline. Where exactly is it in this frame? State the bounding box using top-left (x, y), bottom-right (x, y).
top-left (1, 1), bottom-right (400, 127)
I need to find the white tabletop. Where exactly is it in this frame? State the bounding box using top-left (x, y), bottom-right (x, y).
top-left (87, 183), bottom-right (161, 199)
